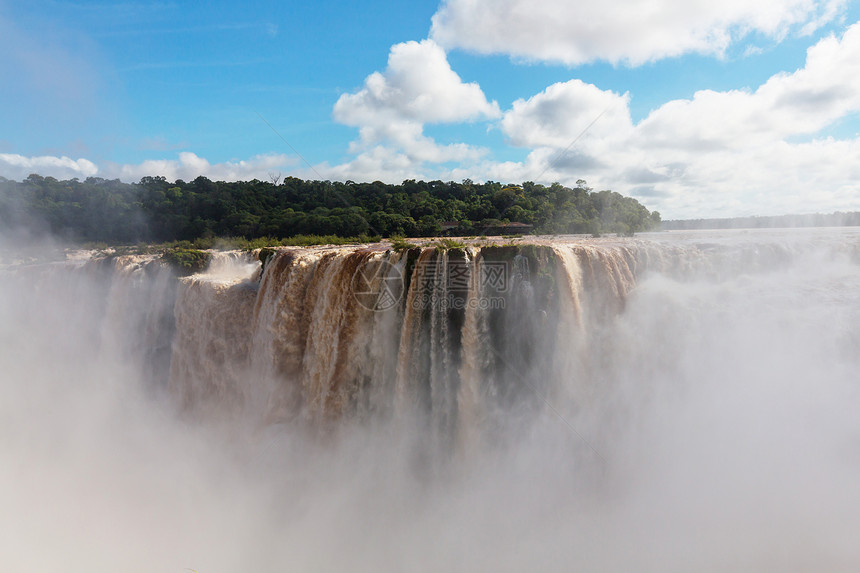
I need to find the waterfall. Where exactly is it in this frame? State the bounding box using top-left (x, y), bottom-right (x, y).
top-left (99, 255), bottom-right (177, 390)
top-left (3, 229), bottom-right (860, 571)
top-left (135, 233), bottom-right (857, 440)
top-left (12, 231), bottom-right (854, 438)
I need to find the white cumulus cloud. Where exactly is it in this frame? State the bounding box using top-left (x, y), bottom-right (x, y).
top-left (332, 39), bottom-right (499, 176)
top-left (105, 152), bottom-right (296, 182)
top-left (431, 0), bottom-right (847, 65)
top-left (501, 80), bottom-right (633, 148)
top-left (480, 21), bottom-right (860, 217)
top-left (308, 147), bottom-right (427, 185)
top-left (334, 39), bottom-right (500, 128)
top-left (0, 152), bottom-right (296, 183)
top-left (0, 154), bottom-right (99, 180)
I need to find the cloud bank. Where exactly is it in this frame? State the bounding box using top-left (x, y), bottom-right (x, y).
top-left (431, 0), bottom-right (847, 65)
top-left (0, 152), bottom-right (295, 184)
top-left (0, 154), bottom-right (99, 181)
top-left (487, 21), bottom-right (860, 216)
top-left (318, 20), bottom-right (860, 217)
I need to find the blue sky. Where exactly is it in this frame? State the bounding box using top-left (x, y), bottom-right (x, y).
top-left (2, 0), bottom-right (860, 218)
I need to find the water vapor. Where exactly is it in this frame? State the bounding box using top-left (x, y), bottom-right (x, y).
top-left (1, 229), bottom-right (859, 571)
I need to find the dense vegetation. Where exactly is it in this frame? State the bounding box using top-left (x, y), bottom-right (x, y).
top-left (0, 174), bottom-right (661, 244)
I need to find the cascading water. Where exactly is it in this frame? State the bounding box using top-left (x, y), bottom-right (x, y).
top-left (157, 232), bottom-right (860, 441)
top-left (2, 228), bottom-right (860, 571)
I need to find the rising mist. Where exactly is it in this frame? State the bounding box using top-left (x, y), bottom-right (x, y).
top-left (1, 228), bottom-right (859, 572)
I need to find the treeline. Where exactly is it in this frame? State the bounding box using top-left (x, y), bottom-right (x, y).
top-left (0, 174), bottom-right (661, 243)
top-left (663, 212), bottom-right (860, 230)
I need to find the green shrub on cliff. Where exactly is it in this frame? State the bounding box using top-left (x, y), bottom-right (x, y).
top-left (390, 235), bottom-right (418, 252)
top-left (433, 238), bottom-right (466, 251)
top-left (161, 248), bottom-right (211, 275)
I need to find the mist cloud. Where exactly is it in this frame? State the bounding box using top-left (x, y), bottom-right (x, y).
top-left (2, 230), bottom-right (860, 570)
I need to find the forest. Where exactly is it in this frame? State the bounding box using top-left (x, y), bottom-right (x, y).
top-left (0, 174), bottom-right (661, 244)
